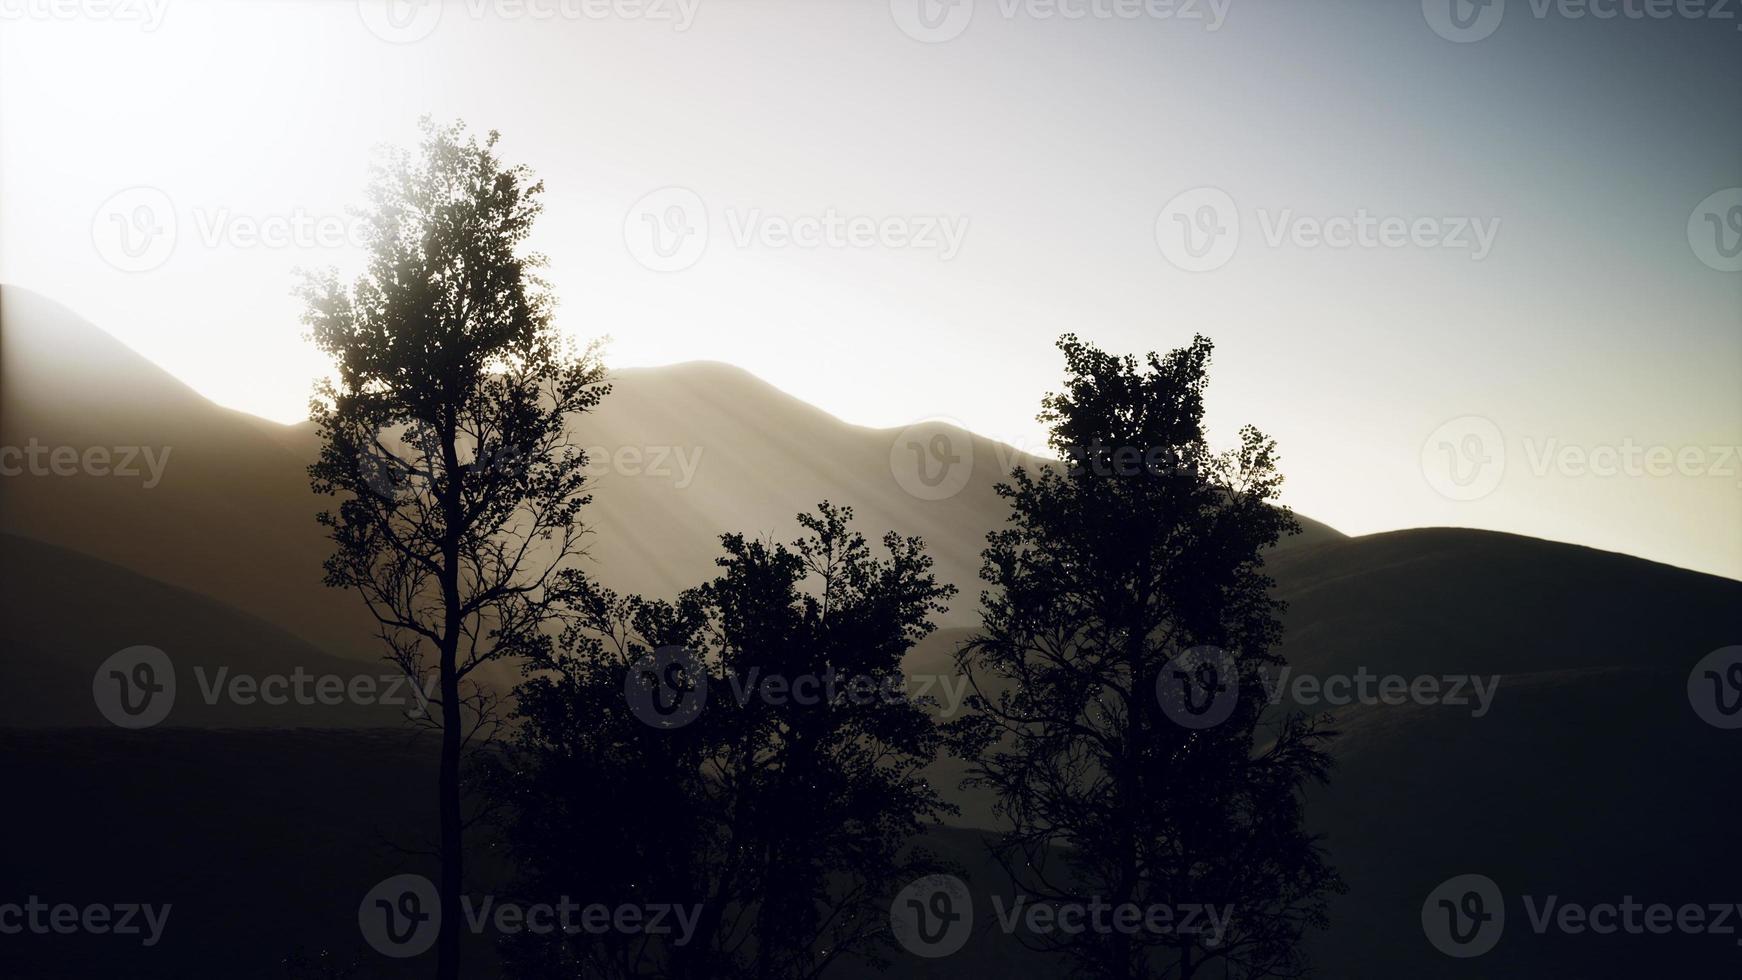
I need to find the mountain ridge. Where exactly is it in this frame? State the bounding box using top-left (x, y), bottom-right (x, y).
top-left (2, 285), bottom-right (1347, 655)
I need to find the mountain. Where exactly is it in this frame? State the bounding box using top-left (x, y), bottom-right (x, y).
top-left (1266, 525), bottom-right (1739, 680)
top-left (0, 287), bottom-right (380, 659)
top-left (902, 529), bottom-right (1742, 976)
top-left (1, 533), bottom-right (420, 727)
top-left (911, 526), bottom-right (1741, 819)
top-left (4, 285), bottom-right (1738, 977)
top-left (0, 284), bottom-right (1343, 660)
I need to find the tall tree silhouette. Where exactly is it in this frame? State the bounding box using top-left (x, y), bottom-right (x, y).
top-left (950, 335), bottom-right (1340, 979)
top-left (302, 118), bottom-right (607, 980)
top-left (493, 503), bottom-right (956, 979)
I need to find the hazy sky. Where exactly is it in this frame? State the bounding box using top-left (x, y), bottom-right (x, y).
top-left (2, 0), bottom-right (1738, 578)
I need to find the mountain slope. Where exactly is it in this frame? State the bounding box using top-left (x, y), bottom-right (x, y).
top-left (0, 285), bottom-right (1342, 653)
top-left (0, 287), bottom-right (381, 659)
top-left (4, 286), bottom-right (1739, 977)
top-left (0, 533), bottom-right (419, 727)
top-left (901, 535), bottom-right (1742, 976)
top-left (1268, 525), bottom-right (1739, 679)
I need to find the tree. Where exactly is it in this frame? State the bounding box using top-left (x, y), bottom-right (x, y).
top-left (950, 334), bottom-right (1341, 980)
top-left (491, 503), bottom-right (957, 979)
top-left (703, 503), bottom-right (957, 979)
top-left (487, 587), bottom-right (723, 980)
top-left (302, 118), bottom-right (608, 980)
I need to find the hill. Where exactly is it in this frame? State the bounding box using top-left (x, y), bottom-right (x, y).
top-left (1, 533), bottom-right (418, 728)
top-left (3, 286), bottom-right (1738, 977)
top-left (0, 285), bottom-right (1342, 660)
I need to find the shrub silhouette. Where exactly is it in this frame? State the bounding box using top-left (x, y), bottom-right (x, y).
top-left (492, 503), bottom-right (956, 979)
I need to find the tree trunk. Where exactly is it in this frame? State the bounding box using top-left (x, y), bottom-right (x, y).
top-left (436, 426), bottom-right (465, 980)
top-left (435, 639), bottom-right (463, 980)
